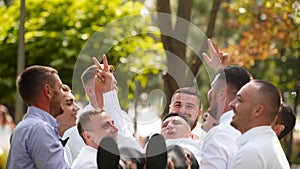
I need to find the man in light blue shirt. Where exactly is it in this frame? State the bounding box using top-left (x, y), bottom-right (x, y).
top-left (7, 65), bottom-right (70, 169)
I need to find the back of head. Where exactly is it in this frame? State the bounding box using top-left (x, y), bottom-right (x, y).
top-left (277, 102), bottom-right (296, 139)
top-left (16, 65), bottom-right (58, 105)
top-left (216, 65), bottom-right (252, 98)
top-left (81, 65), bottom-right (97, 89)
top-left (119, 147), bottom-right (146, 169)
top-left (253, 80), bottom-right (282, 121)
top-left (167, 145), bottom-right (199, 169)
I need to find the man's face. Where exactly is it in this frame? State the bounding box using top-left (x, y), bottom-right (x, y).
top-left (86, 112), bottom-right (118, 146)
top-left (161, 115), bottom-right (191, 139)
top-left (169, 93), bottom-right (201, 128)
top-left (49, 74), bottom-right (64, 117)
top-left (56, 92), bottom-right (79, 129)
top-left (229, 82), bottom-right (258, 133)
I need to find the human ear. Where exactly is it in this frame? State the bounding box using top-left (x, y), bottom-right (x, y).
top-left (43, 84), bottom-right (52, 99)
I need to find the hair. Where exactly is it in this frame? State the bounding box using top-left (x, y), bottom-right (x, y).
top-left (216, 66), bottom-right (252, 98)
top-left (171, 87), bottom-right (201, 108)
top-left (16, 65), bottom-right (58, 105)
top-left (77, 109), bottom-right (104, 143)
top-left (0, 104), bottom-right (9, 126)
top-left (166, 145), bottom-right (199, 169)
top-left (162, 112), bottom-right (192, 129)
top-left (81, 64), bottom-right (115, 88)
top-left (62, 84), bottom-right (71, 93)
top-left (81, 65), bottom-right (98, 88)
top-left (276, 102), bottom-right (296, 139)
top-left (253, 80), bottom-right (282, 120)
top-left (119, 147), bottom-right (146, 169)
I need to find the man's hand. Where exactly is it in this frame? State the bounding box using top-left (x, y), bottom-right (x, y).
top-left (93, 54), bottom-right (117, 93)
top-left (202, 39), bottom-right (229, 71)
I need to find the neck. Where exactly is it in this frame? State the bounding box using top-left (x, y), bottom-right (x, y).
top-left (57, 125), bottom-right (68, 137)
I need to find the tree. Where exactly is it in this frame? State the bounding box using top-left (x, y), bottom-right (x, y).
top-left (156, 0), bottom-right (223, 115)
top-left (223, 0), bottom-right (300, 162)
top-left (0, 0), bottom-right (164, 120)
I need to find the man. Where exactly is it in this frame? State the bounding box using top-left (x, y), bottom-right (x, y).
top-left (272, 102), bottom-right (296, 140)
top-left (71, 109), bottom-right (118, 169)
top-left (64, 55), bottom-right (140, 160)
top-left (7, 65), bottom-right (70, 169)
top-left (168, 87), bottom-right (203, 140)
top-left (199, 38), bottom-right (253, 169)
top-left (161, 113), bottom-right (202, 164)
top-left (200, 65), bottom-right (252, 169)
top-left (230, 80), bottom-right (290, 168)
top-left (56, 84), bottom-right (80, 165)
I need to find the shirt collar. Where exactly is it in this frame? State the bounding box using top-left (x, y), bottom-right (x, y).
top-left (219, 110), bottom-right (234, 123)
top-left (26, 106), bottom-right (59, 128)
top-left (237, 126), bottom-right (273, 147)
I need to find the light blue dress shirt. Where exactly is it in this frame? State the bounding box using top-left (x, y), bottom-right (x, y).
top-left (6, 106), bottom-right (70, 169)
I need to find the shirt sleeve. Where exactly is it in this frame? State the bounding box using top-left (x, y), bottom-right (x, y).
top-left (103, 90), bottom-right (134, 137)
top-left (201, 127), bottom-right (236, 169)
top-left (30, 122), bottom-right (70, 169)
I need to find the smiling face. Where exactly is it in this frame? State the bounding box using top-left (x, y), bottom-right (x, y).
top-left (56, 91), bottom-right (79, 130)
top-left (169, 93), bottom-right (201, 129)
top-left (161, 115), bottom-right (191, 139)
top-left (229, 82), bottom-right (259, 133)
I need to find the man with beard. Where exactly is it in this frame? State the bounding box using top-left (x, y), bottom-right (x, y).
top-left (200, 65), bottom-right (252, 169)
top-left (168, 87), bottom-right (204, 140)
top-left (230, 80), bottom-right (290, 168)
top-left (199, 39), bottom-right (252, 169)
top-left (7, 65), bottom-right (70, 169)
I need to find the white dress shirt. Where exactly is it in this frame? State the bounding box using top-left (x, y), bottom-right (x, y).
top-left (71, 145), bottom-right (97, 169)
top-left (232, 126), bottom-right (290, 169)
top-left (64, 90), bottom-right (142, 162)
top-left (201, 110), bottom-right (240, 169)
top-left (166, 138), bottom-right (203, 164)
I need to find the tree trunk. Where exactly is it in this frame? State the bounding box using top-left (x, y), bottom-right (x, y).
top-left (157, 0), bottom-right (222, 115)
top-left (15, 0), bottom-right (26, 123)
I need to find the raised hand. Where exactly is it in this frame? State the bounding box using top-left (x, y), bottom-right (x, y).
top-left (202, 39), bottom-right (229, 71)
top-left (93, 54), bottom-right (117, 93)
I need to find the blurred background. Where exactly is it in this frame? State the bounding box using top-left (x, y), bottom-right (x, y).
top-left (0, 0), bottom-right (299, 168)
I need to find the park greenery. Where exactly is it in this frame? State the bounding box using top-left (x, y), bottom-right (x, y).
top-left (0, 0), bottom-right (299, 166)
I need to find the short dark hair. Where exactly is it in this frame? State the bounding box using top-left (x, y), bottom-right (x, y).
top-left (16, 65), bottom-right (58, 104)
top-left (81, 65), bottom-right (98, 88)
top-left (171, 87), bottom-right (201, 107)
top-left (277, 102), bottom-right (296, 139)
top-left (81, 64), bottom-right (115, 88)
top-left (162, 112), bottom-right (191, 129)
top-left (216, 66), bottom-right (252, 97)
top-left (253, 80), bottom-right (282, 119)
top-left (77, 109), bottom-right (104, 143)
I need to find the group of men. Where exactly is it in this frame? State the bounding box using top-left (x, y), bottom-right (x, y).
top-left (6, 39), bottom-right (296, 169)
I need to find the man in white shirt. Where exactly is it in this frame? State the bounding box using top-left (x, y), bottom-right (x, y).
top-left (168, 87), bottom-right (204, 141)
top-left (71, 109), bottom-right (119, 169)
top-left (230, 80), bottom-right (290, 169)
top-left (64, 55), bottom-right (140, 161)
top-left (200, 65), bottom-right (252, 169)
top-left (161, 113), bottom-right (202, 164)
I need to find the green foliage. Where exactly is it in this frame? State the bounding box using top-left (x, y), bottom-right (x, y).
top-left (0, 150), bottom-right (8, 169)
top-left (0, 0), bottom-right (165, 110)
